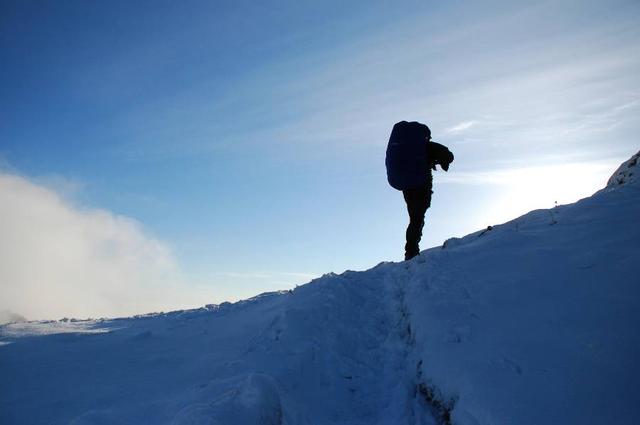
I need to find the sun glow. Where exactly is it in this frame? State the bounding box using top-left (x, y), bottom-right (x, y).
top-left (445, 161), bottom-right (619, 228)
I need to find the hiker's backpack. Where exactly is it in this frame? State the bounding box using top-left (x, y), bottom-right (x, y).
top-left (385, 121), bottom-right (432, 191)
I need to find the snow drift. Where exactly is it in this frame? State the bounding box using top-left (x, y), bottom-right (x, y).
top-left (1, 152), bottom-right (639, 425)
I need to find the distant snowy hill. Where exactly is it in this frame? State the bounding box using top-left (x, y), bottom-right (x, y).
top-left (1, 152), bottom-right (639, 425)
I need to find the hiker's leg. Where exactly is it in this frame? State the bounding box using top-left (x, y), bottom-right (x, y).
top-left (403, 186), bottom-right (432, 260)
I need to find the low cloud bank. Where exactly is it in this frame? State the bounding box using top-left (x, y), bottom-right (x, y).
top-left (0, 173), bottom-right (212, 321)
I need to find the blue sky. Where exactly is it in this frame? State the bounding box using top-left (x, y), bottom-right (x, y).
top-left (1, 0), bottom-right (639, 318)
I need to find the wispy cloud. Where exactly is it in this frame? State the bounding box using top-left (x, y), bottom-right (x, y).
top-left (0, 173), bottom-right (215, 320)
top-left (558, 98), bottom-right (640, 137)
top-left (93, 0), bottom-right (639, 169)
top-left (445, 120), bottom-right (477, 134)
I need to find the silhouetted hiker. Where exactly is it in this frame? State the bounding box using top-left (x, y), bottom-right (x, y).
top-left (385, 121), bottom-right (454, 260)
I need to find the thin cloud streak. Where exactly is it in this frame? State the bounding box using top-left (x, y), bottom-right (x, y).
top-left (94, 1), bottom-right (639, 170)
top-left (446, 121), bottom-right (477, 134)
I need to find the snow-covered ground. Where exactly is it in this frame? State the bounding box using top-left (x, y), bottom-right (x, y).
top-left (1, 152), bottom-right (639, 425)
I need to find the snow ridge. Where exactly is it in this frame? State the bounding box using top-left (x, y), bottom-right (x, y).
top-left (607, 150), bottom-right (639, 187)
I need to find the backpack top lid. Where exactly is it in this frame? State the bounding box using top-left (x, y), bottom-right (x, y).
top-left (389, 121), bottom-right (431, 144)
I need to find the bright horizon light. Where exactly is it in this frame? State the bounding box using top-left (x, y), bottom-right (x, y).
top-left (441, 160), bottom-right (620, 229)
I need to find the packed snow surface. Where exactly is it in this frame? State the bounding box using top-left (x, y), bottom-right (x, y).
top-left (1, 153), bottom-right (639, 425)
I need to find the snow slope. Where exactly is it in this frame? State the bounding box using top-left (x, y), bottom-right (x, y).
top-left (1, 152), bottom-right (639, 425)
